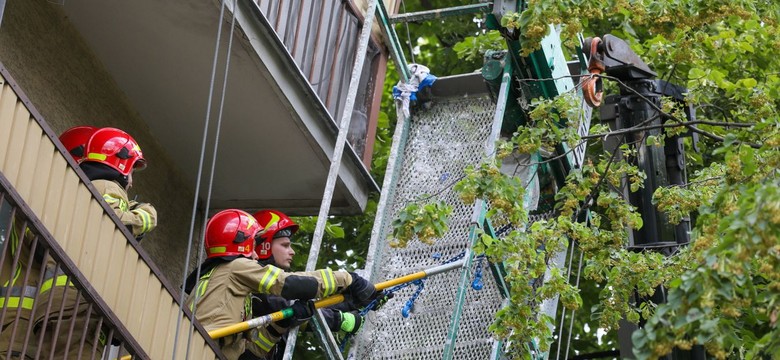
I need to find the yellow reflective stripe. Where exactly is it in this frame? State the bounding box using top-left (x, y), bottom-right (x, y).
top-left (39, 275), bottom-right (73, 293)
top-left (320, 269), bottom-right (335, 297)
top-left (102, 194), bottom-right (128, 212)
top-left (87, 153), bottom-right (107, 161)
top-left (244, 296), bottom-right (252, 319)
top-left (5, 228), bottom-right (20, 288)
top-left (251, 330), bottom-right (275, 352)
top-left (0, 297), bottom-right (34, 310)
top-left (132, 209), bottom-right (152, 233)
top-left (191, 268), bottom-right (216, 311)
top-left (258, 266), bottom-right (281, 293)
top-left (208, 246), bottom-right (226, 255)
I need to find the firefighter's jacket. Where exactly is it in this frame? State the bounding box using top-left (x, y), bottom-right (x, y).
top-left (40, 179), bottom-right (157, 282)
top-left (92, 179), bottom-right (157, 237)
top-left (186, 257), bottom-right (353, 359)
top-left (0, 216), bottom-right (41, 355)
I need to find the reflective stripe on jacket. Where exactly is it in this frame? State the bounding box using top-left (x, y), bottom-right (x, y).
top-left (186, 258), bottom-right (353, 359)
top-left (92, 180), bottom-right (157, 237)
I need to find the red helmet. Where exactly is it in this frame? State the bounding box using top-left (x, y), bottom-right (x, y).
top-left (205, 209), bottom-right (263, 259)
top-left (252, 210), bottom-right (299, 260)
top-left (83, 127), bottom-right (146, 176)
top-left (59, 126), bottom-right (98, 162)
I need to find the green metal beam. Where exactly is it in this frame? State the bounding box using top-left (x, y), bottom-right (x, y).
top-left (442, 201), bottom-right (488, 360)
top-left (390, 3), bottom-right (493, 24)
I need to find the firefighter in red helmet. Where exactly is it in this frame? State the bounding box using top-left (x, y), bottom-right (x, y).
top-left (30, 127), bottom-right (158, 359)
top-left (240, 210), bottom-right (370, 360)
top-left (185, 209), bottom-right (379, 360)
top-left (79, 127), bottom-right (156, 239)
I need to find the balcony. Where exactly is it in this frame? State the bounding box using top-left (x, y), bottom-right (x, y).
top-left (0, 68), bottom-right (220, 358)
top-left (55, 0), bottom-right (386, 215)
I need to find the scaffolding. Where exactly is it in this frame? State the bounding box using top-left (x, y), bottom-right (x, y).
top-left (290, 1), bottom-right (596, 359)
top-left (180, 0), bottom-right (595, 358)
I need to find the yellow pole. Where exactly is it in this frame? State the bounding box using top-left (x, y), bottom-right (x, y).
top-left (118, 260), bottom-right (464, 360)
top-left (208, 259), bottom-right (464, 339)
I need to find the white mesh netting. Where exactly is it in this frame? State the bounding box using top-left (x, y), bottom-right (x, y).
top-left (352, 95), bottom-right (506, 360)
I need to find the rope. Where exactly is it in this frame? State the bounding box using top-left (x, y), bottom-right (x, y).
top-left (172, 0), bottom-right (228, 357)
top-left (187, 0), bottom-right (239, 353)
top-left (401, 0), bottom-right (415, 64)
top-left (471, 255), bottom-right (484, 290)
top-left (174, 0), bottom-right (237, 357)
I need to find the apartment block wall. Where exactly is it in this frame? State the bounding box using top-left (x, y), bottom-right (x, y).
top-left (0, 0), bottom-right (201, 288)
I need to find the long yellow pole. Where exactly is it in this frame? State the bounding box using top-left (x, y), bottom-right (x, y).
top-left (208, 259), bottom-right (465, 339)
top-left (118, 260), bottom-right (465, 360)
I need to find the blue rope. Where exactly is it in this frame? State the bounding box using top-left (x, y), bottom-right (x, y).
top-left (471, 255), bottom-right (485, 290)
top-left (401, 280), bottom-right (424, 318)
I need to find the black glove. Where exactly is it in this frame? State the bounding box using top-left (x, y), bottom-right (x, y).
top-left (346, 272), bottom-right (378, 308)
top-left (290, 300), bottom-right (315, 321)
top-left (372, 291), bottom-right (394, 311)
top-left (253, 295), bottom-right (294, 328)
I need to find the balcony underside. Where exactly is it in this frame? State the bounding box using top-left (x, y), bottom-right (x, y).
top-left (61, 0), bottom-right (378, 215)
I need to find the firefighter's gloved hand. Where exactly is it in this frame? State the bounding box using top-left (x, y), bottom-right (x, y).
top-left (261, 295), bottom-right (295, 328)
top-left (346, 272), bottom-right (378, 308)
top-left (290, 300), bottom-right (316, 321)
top-left (371, 291), bottom-right (394, 311)
top-left (339, 311), bottom-right (364, 335)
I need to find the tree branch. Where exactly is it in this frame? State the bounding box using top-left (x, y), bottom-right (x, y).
top-left (597, 74), bottom-right (762, 149)
top-left (581, 119), bottom-right (754, 140)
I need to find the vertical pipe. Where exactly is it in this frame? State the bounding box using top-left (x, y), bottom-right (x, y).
top-left (283, 0), bottom-right (296, 48)
top-left (61, 290), bottom-right (84, 357)
top-left (314, 2), bottom-right (339, 95)
top-left (76, 302), bottom-right (95, 359)
top-left (46, 275), bottom-right (71, 359)
top-left (332, 16), bottom-right (356, 120)
top-left (282, 2), bottom-right (379, 358)
top-left (291, 0), bottom-right (305, 59)
top-left (91, 317), bottom-right (105, 358)
top-left (324, 5), bottom-right (347, 110)
top-left (274, 0), bottom-right (284, 33)
top-left (307, 1), bottom-right (328, 80)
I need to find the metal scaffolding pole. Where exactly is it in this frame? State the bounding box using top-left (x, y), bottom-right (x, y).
top-left (282, 1), bottom-right (380, 358)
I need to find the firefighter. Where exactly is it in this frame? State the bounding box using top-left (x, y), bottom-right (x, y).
top-left (184, 209), bottom-right (378, 360)
top-left (78, 127), bottom-right (157, 240)
top-left (241, 210), bottom-right (368, 360)
top-left (0, 125), bottom-right (98, 358)
top-left (32, 127), bottom-right (157, 359)
top-left (0, 209), bottom-right (40, 359)
top-left (61, 125), bottom-right (156, 241)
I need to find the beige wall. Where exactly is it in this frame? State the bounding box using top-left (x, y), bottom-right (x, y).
top-left (0, 0), bottom-right (201, 289)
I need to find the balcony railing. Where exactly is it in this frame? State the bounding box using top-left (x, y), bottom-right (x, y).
top-left (252, 0), bottom-right (386, 166)
top-left (0, 65), bottom-right (221, 359)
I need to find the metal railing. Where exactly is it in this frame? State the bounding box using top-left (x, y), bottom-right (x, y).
top-left (253, 0), bottom-right (384, 165)
top-left (0, 176), bottom-right (144, 359)
top-left (0, 65), bottom-right (221, 359)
